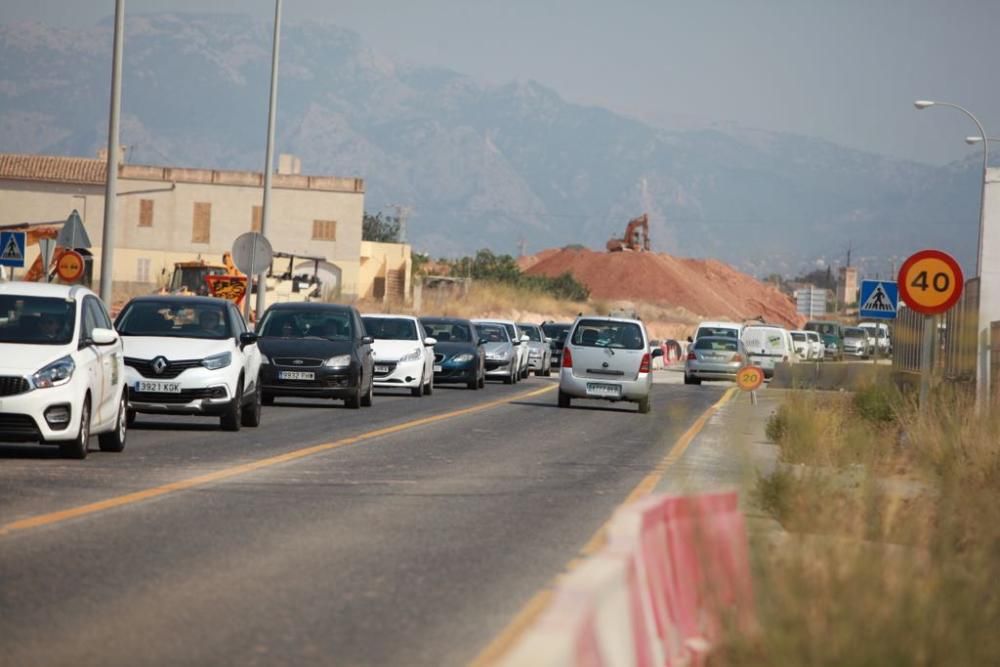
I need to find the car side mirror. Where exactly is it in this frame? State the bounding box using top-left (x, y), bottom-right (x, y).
top-left (361, 335), bottom-right (374, 345)
top-left (424, 336), bottom-right (437, 346)
top-left (91, 327), bottom-right (118, 346)
top-left (544, 337), bottom-right (553, 344)
top-left (239, 332), bottom-right (258, 348)
top-left (478, 338), bottom-right (488, 346)
top-left (521, 335), bottom-right (530, 343)
top-left (686, 336), bottom-right (694, 343)
top-left (651, 348), bottom-right (664, 358)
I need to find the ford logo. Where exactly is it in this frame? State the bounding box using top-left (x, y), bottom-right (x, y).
top-left (293, 359), bottom-right (303, 365)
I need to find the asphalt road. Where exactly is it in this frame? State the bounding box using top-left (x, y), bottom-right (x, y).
top-left (0, 374), bottom-right (725, 666)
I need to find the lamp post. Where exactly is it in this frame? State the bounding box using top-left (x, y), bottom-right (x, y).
top-left (914, 100), bottom-right (992, 408)
top-left (255, 0), bottom-right (282, 319)
top-left (99, 0), bottom-right (125, 305)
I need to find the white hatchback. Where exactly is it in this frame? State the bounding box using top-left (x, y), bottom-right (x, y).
top-left (115, 295), bottom-right (262, 431)
top-left (558, 316), bottom-right (662, 413)
top-left (361, 314), bottom-right (436, 396)
top-left (0, 282), bottom-right (128, 459)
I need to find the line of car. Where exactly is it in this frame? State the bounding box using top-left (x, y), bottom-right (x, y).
top-left (0, 281), bottom-right (593, 459)
top-left (683, 318), bottom-right (894, 385)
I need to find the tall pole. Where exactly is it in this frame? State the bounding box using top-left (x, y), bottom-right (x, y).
top-left (256, 0), bottom-right (282, 319)
top-left (99, 0), bottom-right (125, 305)
top-left (914, 101), bottom-right (991, 408)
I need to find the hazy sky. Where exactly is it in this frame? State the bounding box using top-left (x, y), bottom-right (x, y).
top-left (3, 0), bottom-right (999, 166)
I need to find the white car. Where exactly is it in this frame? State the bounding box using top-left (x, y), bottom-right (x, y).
top-left (115, 295), bottom-right (262, 431)
top-left (361, 314), bottom-right (436, 397)
top-left (805, 330), bottom-right (824, 361)
top-left (558, 316), bottom-right (662, 413)
top-left (474, 319), bottom-right (530, 381)
top-left (0, 281), bottom-right (127, 459)
top-left (790, 330), bottom-right (812, 360)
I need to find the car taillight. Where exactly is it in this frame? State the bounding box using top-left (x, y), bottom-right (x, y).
top-left (639, 353), bottom-right (651, 373)
top-left (732, 353), bottom-right (743, 363)
top-left (687, 352), bottom-right (697, 360)
top-left (562, 346), bottom-right (573, 369)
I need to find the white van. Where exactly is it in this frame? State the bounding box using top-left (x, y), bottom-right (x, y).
top-left (741, 324), bottom-right (796, 377)
top-left (858, 322), bottom-right (891, 354)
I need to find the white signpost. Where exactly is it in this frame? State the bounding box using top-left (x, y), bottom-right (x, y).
top-left (232, 232), bottom-right (274, 322)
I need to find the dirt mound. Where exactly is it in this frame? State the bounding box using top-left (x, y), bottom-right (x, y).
top-left (523, 248), bottom-right (803, 329)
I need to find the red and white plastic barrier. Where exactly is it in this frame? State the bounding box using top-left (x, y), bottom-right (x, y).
top-left (502, 491), bottom-right (753, 666)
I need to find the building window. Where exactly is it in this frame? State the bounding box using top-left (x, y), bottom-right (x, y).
top-left (312, 219), bottom-right (337, 241)
top-left (139, 199), bottom-right (154, 227)
top-left (251, 205), bottom-right (262, 232)
top-left (192, 202), bottom-right (211, 243)
top-left (137, 257), bottom-right (151, 283)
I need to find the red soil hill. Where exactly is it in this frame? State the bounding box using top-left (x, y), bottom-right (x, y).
top-left (521, 248), bottom-right (802, 329)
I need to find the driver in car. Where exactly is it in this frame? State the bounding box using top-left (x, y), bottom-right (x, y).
top-left (39, 313), bottom-right (63, 340)
top-left (198, 309), bottom-right (223, 335)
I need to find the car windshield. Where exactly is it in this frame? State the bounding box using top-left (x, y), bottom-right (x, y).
top-left (697, 326), bottom-right (738, 339)
top-left (257, 309), bottom-right (353, 340)
top-left (422, 320), bottom-right (473, 343)
top-left (694, 338), bottom-right (738, 352)
top-left (477, 323), bottom-right (509, 343)
top-left (362, 317), bottom-right (418, 341)
top-left (503, 323), bottom-right (518, 340)
top-left (806, 322), bottom-right (839, 336)
top-left (844, 328), bottom-right (865, 338)
top-left (519, 325), bottom-right (542, 342)
top-left (0, 295), bottom-right (76, 345)
top-left (572, 319), bottom-right (645, 350)
top-left (116, 301), bottom-right (231, 339)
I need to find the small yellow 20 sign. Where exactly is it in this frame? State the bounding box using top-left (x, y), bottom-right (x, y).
top-left (736, 365), bottom-right (764, 391)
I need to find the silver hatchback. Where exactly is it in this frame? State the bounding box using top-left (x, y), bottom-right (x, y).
top-left (684, 336), bottom-right (747, 385)
top-left (557, 316), bottom-right (661, 413)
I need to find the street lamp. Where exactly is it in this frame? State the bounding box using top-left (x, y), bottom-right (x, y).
top-left (913, 99), bottom-right (989, 275)
top-left (914, 99), bottom-right (992, 409)
top-left (966, 135), bottom-right (1000, 146)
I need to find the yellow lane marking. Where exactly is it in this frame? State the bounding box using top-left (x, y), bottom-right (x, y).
top-left (0, 385), bottom-right (557, 539)
top-left (469, 386), bottom-right (737, 666)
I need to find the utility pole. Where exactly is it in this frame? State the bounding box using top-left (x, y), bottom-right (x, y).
top-left (256, 0), bottom-right (282, 318)
top-left (517, 237), bottom-right (527, 258)
top-left (99, 0), bottom-right (125, 305)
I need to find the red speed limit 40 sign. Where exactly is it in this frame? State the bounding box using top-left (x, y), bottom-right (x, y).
top-left (897, 249), bottom-right (964, 315)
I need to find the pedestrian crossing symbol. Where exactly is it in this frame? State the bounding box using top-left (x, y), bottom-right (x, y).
top-left (859, 279), bottom-right (898, 320)
top-left (0, 230), bottom-right (27, 268)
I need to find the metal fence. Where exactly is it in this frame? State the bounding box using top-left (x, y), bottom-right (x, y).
top-left (893, 304), bottom-right (929, 374)
top-left (943, 277), bottom-right (980, 383)
top-left (993, 321), bottom-right (1000, 402)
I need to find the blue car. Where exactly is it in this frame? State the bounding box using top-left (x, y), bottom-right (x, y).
top-left (419, 317), bottom-right (486, 390)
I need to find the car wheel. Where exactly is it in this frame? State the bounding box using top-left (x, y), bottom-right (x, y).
top-left (424, 374), bottom-right (433, 395)
top-left (478, 372), bottom-right (485, 389)
top-left (221, 381), bottom-right (243, 431)
top-left (361, 377), bottom-right (374, 407)
top-left (60, 397), bottom-right (90, 459)
top-left (241, 379), bottom-right (262, 427)
top-left (503, 368), bottom-right (513, 385)
top-left (521, 366), bottom-right (530, 380)
top-left (637, 396), bottom-right (651, 414)
top-left (467, 374), bottom-right (478, 390)
top-left (411, 373), bottom-right (424, 398)
top-left (98, 391), bottom-right (128, 452)
top-left (557, 390), bottom-right (571, 408)
top-left (126, 406), bottom-right (137, 427)
top-left (262, 392), bottom-right (275, 406)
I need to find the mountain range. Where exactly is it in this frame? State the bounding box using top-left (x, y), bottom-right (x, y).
top-left (0, 13), bottom-right (987, 276)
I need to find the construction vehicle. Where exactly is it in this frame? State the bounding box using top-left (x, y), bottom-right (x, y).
top-left (606, 213), bottom-right (651, 252)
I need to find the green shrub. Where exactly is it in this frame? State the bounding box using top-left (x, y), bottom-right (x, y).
top-left (765, 407), bottom-right (787, 442)
top-left (853, 383), bottom-right (899, 425)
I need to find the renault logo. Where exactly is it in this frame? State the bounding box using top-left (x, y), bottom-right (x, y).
top-left (151, 356), bottom-right (168, 375)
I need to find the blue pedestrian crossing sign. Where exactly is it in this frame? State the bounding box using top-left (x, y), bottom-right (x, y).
top-left (0, 231), bottom-right (27, 268)
top-left (859, 279), bottom-right (898, 319)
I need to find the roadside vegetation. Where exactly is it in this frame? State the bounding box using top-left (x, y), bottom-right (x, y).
top-left (722, 382), bottom-right (1000, 665)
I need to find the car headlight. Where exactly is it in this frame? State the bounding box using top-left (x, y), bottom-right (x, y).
top-left (260, 353), bottom-right (271, 364)
top-left (528, 350), bottom-right (542, 358)
top-left (32, 355), bottom-right (75, 389)
top-left (487, 351), bottom-right (510, 361)
top-left (202, 352), bottom-right (232, 370)
top-left (452, 353), bottom-right (474, 363)
top-left (399, 348), bottom-right (422, 362)
top-left (325, 354), bottom-right (352, 368)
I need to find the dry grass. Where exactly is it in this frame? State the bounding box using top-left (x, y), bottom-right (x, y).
top-left (721, 385), bottom-right (1000, 666)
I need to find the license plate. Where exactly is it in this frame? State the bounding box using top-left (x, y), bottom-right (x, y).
top-left (136, 380), bottom-right (181, 393)
top-left (433, 365), bottom-right (442, 373)
top-left (374, 365), bottom-right (390, 374)
top-left (586, 382), bottom-right (621, 398)
top-left (278, 370), bottom-right (315, 381)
